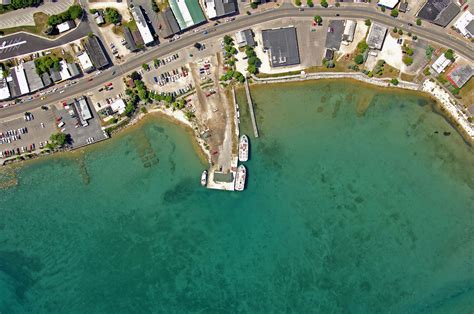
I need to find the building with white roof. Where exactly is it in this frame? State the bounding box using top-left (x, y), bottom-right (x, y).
top-left (431, 54), bottom-right (452, 74)
top-left (454, 10), bottom-right (473, 38)
top-left (110, 98), bottom-right (126, 115)
top-left (343, 20), bottom-right (357, 42)
top-left (0, 65), bottom-right (11, 100)
top-left (57, 20), bottom-right (76, 33)
top-left (377, 0), bottom-right (399, 9)
top-left (131, 6), bottom-right (155, 45)
top-left (75, 96), bottom-right (93, 126)
top-left (77, 52), bottom-right (94, 72)
top-left (14, 64), bottom-right (30, 95)
top-left (59, 60), bottom-right (72, 80)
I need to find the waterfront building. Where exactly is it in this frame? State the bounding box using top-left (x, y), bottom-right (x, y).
top-left (262, 27), bottom-right (300, 67)
top-left (169, 0), bottom-right (206, 30)
top-left (75, 96), bottom-right (93, 126)
top-left (453, 10), bottom-right (473, 38)
top-left (366, 23), bottom-right (388, 50)
top-left (204, 0), bottom-right (237, 19)
top-left (41, 72), bottom-right (52, 87)
top-left (110, 98), bottom-right (126, 115)
top-left (417, 0), bottom-right (460, 27)
top-left (131, 6), bottom-right (155, 45)
top-left (431, 54), bottom-right (452, 74)
top-left (447, 65), bottom-right (472, 88)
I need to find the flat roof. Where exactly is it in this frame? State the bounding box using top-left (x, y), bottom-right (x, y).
top-left (131, 6), bottom-right (155, 45)
top-left (123, 27), bottom-right (139, 51)
top-left (41, 72), bottom-right (52, 87)
top-left (205, 0), bottom-right (237, 19)
top-left (57, 20), bottom-right (75, 33)
top-left (23, 60), bottom-right (44, 92)
top-left (377, 0), bottom-right (399, 9)
top-left (169, 0), bottom-right (206, 30)
top-left (75, 96), bottom-right (93, 125)
top-left (7, 71), bottom-right (21, 98)
top-left (431, 54), bottom-right (451, 73)
top-left (343, 20), bottom-right (357, 42)
top-left (14, 64), bottom-right (30, 95)
top-left (110, 98), bottom-right (126, 114)
top-left (0, 66), bottom-right (10, 100)
top-left (59, 60), bottom-right (71, 80)
top-left (454, 11), bottom-right (473, 37)
top-left (67, 63), bottom-right (80, 77)
top-left (262, 27), bottom-right (300, 67)
top-left (236, 29), bottom-right (256, 47)
top-left (366, 23), bottom-right (388, 50)
top-left (77, 52), bottom-right (94, 71)
top-left (157, 9), bottom-right (181, 38)
top-left (84, 36), bottom-right (109, 69)
top-left (417, 0), bottom-right (460, 27)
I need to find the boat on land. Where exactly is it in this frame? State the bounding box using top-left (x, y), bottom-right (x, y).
top-left (201, 170), bottom-right (208, 187)
top-left (234, 165), bottom-right (246, 191)
top-left (238, 135), bottom-right (249, 162)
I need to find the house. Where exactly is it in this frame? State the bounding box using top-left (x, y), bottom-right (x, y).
top-left (262, 27), bottom-right (301, 67)
top-left (123, 27), bottom-right (139, 52)
top-left (57, 20), bottom-right (76, 33)
top-left (94, 11), bottom-right (105, 25)
top-left (23, 60), bottom-right (44, 92)
top-left (110, 98), bottom-right (126, 115)
top-left (343, 20), bottom-right (357, 42)
top-left (131, 6), bottom-right (155, 45)
top-left (204, 0), bottom-right (237, 19)
top-left (447, 65), bottom-right (472, 88)
top-left (83, 35), bottom-right (109, 69)
top-left (453, 10), bottom-right (473, 38)
top-left (49, 68), bottom-right (62, 82)
top-left (77, 52), bottom-right (95, 72)
top-left (366, 23), bottom-right (388, 50)
top-left (235, 29), bottom-right (256, 48)
top-left (377, 0), bottom-right (399, 9)
top-left (417, 0), bottom-right (460, 27)
top-left (431, 54), bottom-right (452, 74)
top-left (169, 0), bottom-right (206, 30)
top-left (157, 8), bottom-right (181, 38)
top-left (59, 60), bottom-right (72, 80)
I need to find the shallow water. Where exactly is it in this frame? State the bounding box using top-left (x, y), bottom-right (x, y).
top-left (0, 80), bottom-right (473, 313)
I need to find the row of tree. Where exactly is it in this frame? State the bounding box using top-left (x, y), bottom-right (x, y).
top-left (47, 4), bottom-right (82, 27)
top-left (34, 55), bottom-right (62, 75)
top-left (0, 0), bottom-right (41, 11)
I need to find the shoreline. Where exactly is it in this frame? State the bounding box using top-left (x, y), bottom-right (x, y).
top-left (251, 73), bottom-right (473, 146)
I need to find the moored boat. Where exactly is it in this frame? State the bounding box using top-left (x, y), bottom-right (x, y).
top-left (234, 165), bottom-right (246, 191)
top-left (201, 170), bottom-right (208, 187)
top-left (238, 135), bottom-right (249, 162)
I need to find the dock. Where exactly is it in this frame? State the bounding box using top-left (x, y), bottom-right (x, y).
top-left (244, 80), bottom-right (259, 138)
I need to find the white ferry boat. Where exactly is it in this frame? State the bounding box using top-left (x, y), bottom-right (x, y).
top-left (234, 165), bottom-right (246, 191)
top-left (201, 170), bottom-right (208, 187)
top-left (238, 135), bottom-right (249, 162)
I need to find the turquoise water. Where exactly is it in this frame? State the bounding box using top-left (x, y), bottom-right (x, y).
top-left (0, 80), bottom-right (473, 313)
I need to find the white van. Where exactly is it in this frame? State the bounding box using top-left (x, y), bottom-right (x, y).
top-left (57, 121), bottom-right (65, 128)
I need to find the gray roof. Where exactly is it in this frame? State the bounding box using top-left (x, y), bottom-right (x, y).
top-left (325, 49), bottom-right (334, 60)
top-left (67, 63), bottom-right (81, 77)
top-left (213, 0), bottom-right (237, 18)
top-left (367, 23), bottom-right (388, 50)
top-left (41, 72), bottom-right (52, 86)
top-left (123, 27), bottom-right (139, 52)
top-left (325, 20), bottom-right (345, 50)
top-left (84, 36), bottom-right (109, 69)
top-left (448, 65), bottom-right (472, 88)
top-left (7, 71), bottom-right (21, 98)
top-left (417, 0), bottom-right (460, 27)
top-left (50, 69), bottom-right (61, 82)
top-left (236, 29), bottom-right (256, 47)
top-left (158, 8), bottom-right (181, 38)
top-left (262, 27), bottom-right (300, 67)
top-left (399, 2), bottom-right (408, 12)
top-left (467, 20), bottom-right (474, 35)
top-left (23, 61), bottom-right (44, 92)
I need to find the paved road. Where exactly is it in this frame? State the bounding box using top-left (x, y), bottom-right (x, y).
top-left (1, 6), bottom-right (472, 119)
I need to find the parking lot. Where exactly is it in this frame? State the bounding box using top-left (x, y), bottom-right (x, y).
top-left (51, 100), bottom-right (108, 149)
top-left (88, 79), bottom-right (126, 112)
top-left (0, 108), bottom-right (56, 159)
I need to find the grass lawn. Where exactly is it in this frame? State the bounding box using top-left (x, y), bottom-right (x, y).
top-left (0, 12), bottom-right (49, 36)
top-left (122, 19), bottom-right (138, 32)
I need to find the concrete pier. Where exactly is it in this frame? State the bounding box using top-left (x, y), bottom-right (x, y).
top-left (244, 80), bottom-right (259, 138)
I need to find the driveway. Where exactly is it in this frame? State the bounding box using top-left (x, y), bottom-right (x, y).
top-left (0, 0), bottom-right (73, 30)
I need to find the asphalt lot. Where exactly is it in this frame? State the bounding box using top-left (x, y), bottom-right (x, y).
top-left (0, 6), bottom-right (472, 119)
top-left (0, 107), bottom-right (56, 158)
top-left (326, 20), bottom-right (345, 50)
top-left (52, 100), bottom-right (107, 148)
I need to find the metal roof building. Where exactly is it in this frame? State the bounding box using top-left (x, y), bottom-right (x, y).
top-left (169, 0), bottom-right (206, 30)
top-left (157, 8), bottom-right (181, 38)
top-left (204, 0), bottom-right (237, 19)
top-left (23, 60), bottom-right (44, 92)
top-left (343, 20), bottom-right (357, 42)
top-left (83, 36), bottom-right (110, 69)
top-left (131, 6), bottom-right (155, 45)
top-left (57, 20), bottom-right (76, 33)
top-left (262, 27), bottom-right (301, 68)
top-left (13, 64), bottom-right (30, 95)
top-left (417, 0), bottom-right (460, 27)
top-left (59, 60), bottom-right (71, 80)
top-left (366, 23), bottom-right (388, 50)
top-left (75, 96), bottom-right (93, 126)
top-left (67, 63), bottom-right (81, 78)
top-left (235, 29), bottom-right (256, 48)
top-left (41, 72), bottom-right (52, 87)
top-left (0, 66), bottom-right (10, 100)
top-left (123, 27), bottom-right (139, 51)
top-left (49, 69), bottom-right (62, 82)
top-left (447, 65), bottom-right (472, 88)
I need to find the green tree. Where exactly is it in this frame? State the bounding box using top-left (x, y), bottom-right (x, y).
top-left (444, 49), bottom-right (455, 61)
top-left (354, 54), bottom-right (364, 65)
top-left (250, 2), bottom-right (258, 9)
top-left (357, 40), bottom-right (368, 53)
top-left (365, 19), bottom-right (371, 26)
top-left (104, 7), bottom-right (121, 24)
top-left (398, 29), bottom-right (403, 35)
top-left (223, 35), bottom-right (233, 45)
top-left (393, 27), bottom-right (398, 33)
top-left (335, 2), bottom-right (340, 7)
top-left (50, 132), bottom-right (68, 148)
top-left (314, 15), bottom-right (322, 25)
top-left (390, 78), bottom-right (399, 85)
top-left (295, 0), bottom-right (302, 6)
top-left (151, 0), bottom-right (159, 12)
top-left (307, 0), bottom-right (314, 7)
top-left (68, 5), bottom-right (83, 20)
top-left (142, 63), bottom-right (150, 71)
top-left (403, 55), bottom-right (413, 65)
top-left (425, 46), bottom-right (434, 60)
top-left (320, 0), bottom-right (328, 7)
top-left (391, 9), bottom-right (399, 17)
top-left (416, 18), bottom-right (422, 26)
